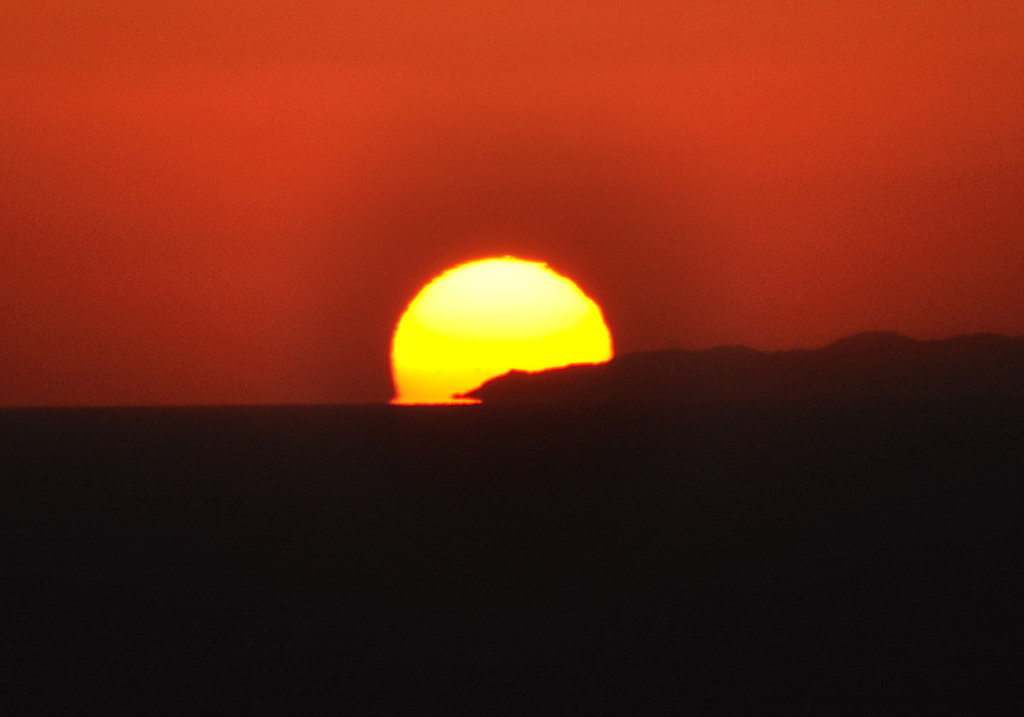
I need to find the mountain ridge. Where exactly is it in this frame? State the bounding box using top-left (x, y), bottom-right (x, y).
top-left (463, 332), bottom-right (1024, 403)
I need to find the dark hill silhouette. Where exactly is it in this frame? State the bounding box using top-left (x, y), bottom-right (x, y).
top-left (464, 332), bottom-right (1024, 403)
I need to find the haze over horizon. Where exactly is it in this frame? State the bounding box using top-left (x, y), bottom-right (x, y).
top-left (3, 1), bottom-right (1022, 405)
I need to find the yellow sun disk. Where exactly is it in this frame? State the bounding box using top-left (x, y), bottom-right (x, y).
top-left (391, 257), bottom-right (613, 404)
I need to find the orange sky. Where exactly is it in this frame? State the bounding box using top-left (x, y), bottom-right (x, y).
top-left (2, 1), bottom-right (1023, 404)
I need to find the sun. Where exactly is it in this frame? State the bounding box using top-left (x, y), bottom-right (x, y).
top-left (391, 256), bottom-right (613, 404)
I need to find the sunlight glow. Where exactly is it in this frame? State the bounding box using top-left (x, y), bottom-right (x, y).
top-left (391, 257), bottom-right (613, 404)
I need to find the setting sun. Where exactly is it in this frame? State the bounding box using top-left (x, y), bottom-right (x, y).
top-left (391, 257), bottom-right (613, 404)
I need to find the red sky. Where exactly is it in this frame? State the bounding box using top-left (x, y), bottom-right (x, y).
top-left (2, 1), bottom-right (1022, 405)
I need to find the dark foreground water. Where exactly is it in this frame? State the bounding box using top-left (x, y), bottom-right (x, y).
top-left (2, 400), bottom-right (1022, 711)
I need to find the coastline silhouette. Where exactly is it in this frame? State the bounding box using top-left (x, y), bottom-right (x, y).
top-left (465, 331), bottom-right (1024, 403)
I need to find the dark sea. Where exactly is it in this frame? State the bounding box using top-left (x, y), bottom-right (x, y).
top-left (2, 400), bottom-right (1022, 711)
